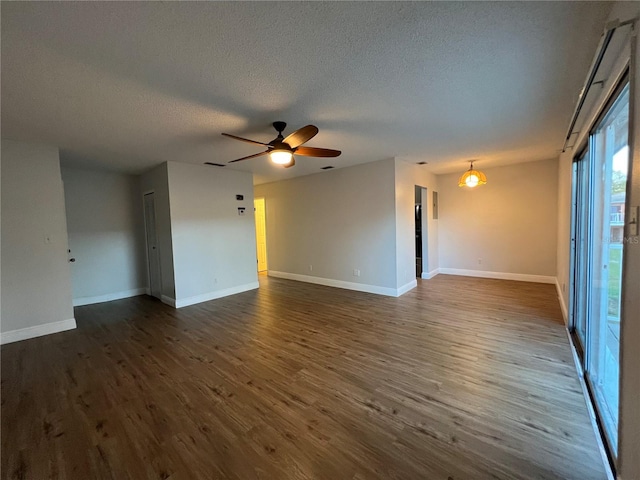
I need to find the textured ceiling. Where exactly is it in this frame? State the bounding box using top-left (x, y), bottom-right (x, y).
top-left (1, 2), bottom-right (612, 184)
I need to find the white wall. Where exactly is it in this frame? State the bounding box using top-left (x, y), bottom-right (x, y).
top-left (166, 162), bottom-right (258, 307)
top-left (394, 159), bottom-right (440, 291)
top-left (140, 163), bottom-right (176, 301)
top-left (437, 159), bottom-right (558, 281)
top-left (1, 140), bottom-right (75, 343)
top-left (554, 3), bottom-right (640, 476)
top-left (556, 155), bottom-right (573, 317)
top-left (61, 167), bottom-right (147, 305)
top-left (255, 159), bottom-right (400, 295)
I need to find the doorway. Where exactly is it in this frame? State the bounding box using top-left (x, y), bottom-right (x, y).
top-left (143, 192), bottom-right (162, 299)
top-left (254, 197), bottom-right (268, 272)
top-left (415, 186), bottom-right (428, 277)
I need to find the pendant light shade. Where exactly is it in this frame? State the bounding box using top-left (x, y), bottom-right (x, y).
top-left (458, 161), bottom-right (487, 188)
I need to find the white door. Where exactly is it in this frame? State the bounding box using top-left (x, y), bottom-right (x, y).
top-left (254, 198), bottom-right (268, 272)
top-left (143, 193), bottom-right (162, 299)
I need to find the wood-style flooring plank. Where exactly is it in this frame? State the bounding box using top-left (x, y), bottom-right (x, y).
top-left (1, 275), bottom-right (606, 479)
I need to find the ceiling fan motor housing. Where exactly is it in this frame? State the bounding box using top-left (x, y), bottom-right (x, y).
top-left (273, 121), bottom-right (287, 135)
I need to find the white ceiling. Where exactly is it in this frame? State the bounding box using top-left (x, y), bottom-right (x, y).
top-left (1, 2), bottom-right (611, 184)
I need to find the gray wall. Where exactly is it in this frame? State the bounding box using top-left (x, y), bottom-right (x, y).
top-left (255, 159), bottom-right (399, 295)
top-left (167, 162), bottom-right (258, 306)
top-left (1, 140), bottom-right (75, 342)
top-left (62, 167), bottom-right (147, 305)
top-left (438, 159), bottom-right (558, 279)
top-left (395, 159), bottom-right (440, 289)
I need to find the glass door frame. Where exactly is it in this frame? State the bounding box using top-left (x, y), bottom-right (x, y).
top-left (568, 69), bottom-right (630, 470)
top-left (569, 147), bottom-right (591, 360)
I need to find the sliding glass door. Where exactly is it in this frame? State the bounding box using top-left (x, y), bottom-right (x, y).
top-left (587, 82), bottom-right (629, 453)
top-left (570, 150), bottom-right (590, 354)
top-left (570, 78), bottom-right (629, 457)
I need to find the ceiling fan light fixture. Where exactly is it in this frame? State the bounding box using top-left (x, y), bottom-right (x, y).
top-left (458, 161), bottom-right (487, 188)
top-left (270, 149), bottom-right (293, 165)
top-left (222, 122), bottom-right (339, 167)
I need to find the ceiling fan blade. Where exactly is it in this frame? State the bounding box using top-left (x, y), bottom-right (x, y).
top-left (283, 125), bottom-right (319, 148)
top-left (283, 157), bottom-right (295, 169)
top-left (222, 133), bottom-right (270, 147)
top-left (294, 146), bottom-right (341, 158)
top-left (228, 150), bottom-right (269, 163)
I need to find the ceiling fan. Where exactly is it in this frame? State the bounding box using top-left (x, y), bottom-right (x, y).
top-left (221, 121), bottom-right (341, 168)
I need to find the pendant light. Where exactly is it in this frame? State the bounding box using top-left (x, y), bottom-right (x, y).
top-left (458, 161), bottom-right (487, 188)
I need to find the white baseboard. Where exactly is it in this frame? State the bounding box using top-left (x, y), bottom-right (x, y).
top-left (268, 271), bottom-right (410, 297)
top-left (1, 318), bottom-right (77, 345)
top-left (438, 268), bottom-right (556, 284)
top-left (174, 282), bottom-right (260, 308)
top-left (555, 278), bottom-right (569, 324)
top-left (397, 279), bottom-right (417, 296)
top-left (161, 295), bottom-right (176, 307)
top-left (421, 268), bottom-right (440, 280)
top-left (73, 287), bottom-right (147, 307)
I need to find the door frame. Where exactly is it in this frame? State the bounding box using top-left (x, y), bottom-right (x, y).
top-left (567, 70), bottom-right (630, 472)
top-left (254, 196), bottom-right (268, 273)
top-left (414, 185), bottom-right (428, 277)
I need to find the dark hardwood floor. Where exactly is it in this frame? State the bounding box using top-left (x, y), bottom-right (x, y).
top-left (1, 275), bottom-right (606, 479)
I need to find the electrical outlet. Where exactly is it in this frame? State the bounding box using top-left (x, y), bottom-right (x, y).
top-left (478, 258), bottom-right (482, 265)
top-left (353, 269), bottom-right (360, 277)
top-left (309, 265), bottom-right (313, 272)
